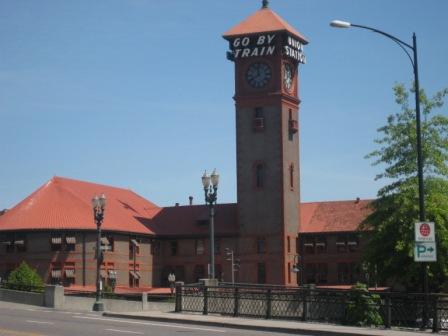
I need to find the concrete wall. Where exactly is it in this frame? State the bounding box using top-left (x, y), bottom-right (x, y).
top-left (64, 295), bottom-right (173, 312)
top-left (0, 288), bottom-right (44, 306)
top-left (0, 286), bottom-right (173, 312)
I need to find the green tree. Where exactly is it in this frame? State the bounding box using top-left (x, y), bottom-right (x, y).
top-left (6, 261), bottom-right (44, 291)
top-left (346, 283), bottom-right (383, 326)
top-left (362, 83), bottom-right (448, 291)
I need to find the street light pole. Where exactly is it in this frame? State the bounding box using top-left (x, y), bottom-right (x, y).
top-left (92, 193), bottom-right (106, 312)
top-left (330, 19), bottom-right (428, 327)
top-left (224, 248), bottom-right (235, 285)
top-left (202, 169), bottom-right (219, 279)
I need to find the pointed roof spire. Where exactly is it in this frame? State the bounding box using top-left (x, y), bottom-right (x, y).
top-left (262, 0), bottom-right (269, 9)
top-left (223, 4), bottom-right (308, 43)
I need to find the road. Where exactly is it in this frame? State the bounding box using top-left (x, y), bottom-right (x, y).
top-left (0, 304), bottom-right (303, 336)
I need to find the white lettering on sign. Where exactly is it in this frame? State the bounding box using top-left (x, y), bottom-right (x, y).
top-left (233, 46), bottom-right (276, 59)
top-left (229, 34), bottom-right (276, 60)
top-left (284, 36), bottom-right (306, 64)
top-left (257, 35), bottom-right (266, 45)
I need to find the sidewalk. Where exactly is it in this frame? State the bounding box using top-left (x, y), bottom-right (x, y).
top-left (103, 310), bottom-right (435, 336)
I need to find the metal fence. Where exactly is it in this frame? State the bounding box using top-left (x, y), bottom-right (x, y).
top-left (175, 283), bottom-right (448, 332)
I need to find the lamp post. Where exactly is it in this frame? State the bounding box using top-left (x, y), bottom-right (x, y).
top-left (92, 193), bottom-right (106, 312)
top-left (202, 169), bottom-right (219, 279)
top-left (330, 20), bottom-right (428, 326)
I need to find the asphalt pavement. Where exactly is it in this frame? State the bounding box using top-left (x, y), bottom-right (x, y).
top-left (0, 302), bottom-right (296, 336)
top-left (104, 310), bottom-right (434, 336)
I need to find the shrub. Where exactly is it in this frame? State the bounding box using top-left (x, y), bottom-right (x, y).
top-left (5, 261), bottom-right (44, 291)
top-left (346, 282), bottom-right (383, 326)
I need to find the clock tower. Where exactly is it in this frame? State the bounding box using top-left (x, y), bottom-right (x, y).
top-left (223, 1), bottom-right (308, 285)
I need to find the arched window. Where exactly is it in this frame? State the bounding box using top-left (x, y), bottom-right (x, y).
top-left (255, 163), bottom-right (264, 188)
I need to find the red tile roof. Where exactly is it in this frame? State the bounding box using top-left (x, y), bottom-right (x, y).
top-left (0, 177), bottom-right (372, 236)
top-left (144, 203), bottom-right (238, 237)
top-left (223, 6), bottom-right (308, 43)
top-left (299, 200), bottom-right (373, 233)
top-left (0, 177), bottom-right (160, 235)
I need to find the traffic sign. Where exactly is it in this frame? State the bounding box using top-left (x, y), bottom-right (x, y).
top-left (415, 222), bottom-right (435, 242)
top-left (414, 242), bottom-right (437, 262)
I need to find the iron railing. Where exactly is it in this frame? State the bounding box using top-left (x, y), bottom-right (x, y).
top-left (175, 283), bottom-right (448, 332)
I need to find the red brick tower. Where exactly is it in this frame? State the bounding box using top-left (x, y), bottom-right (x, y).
top-left (223, 1), bottom-right (308, 285)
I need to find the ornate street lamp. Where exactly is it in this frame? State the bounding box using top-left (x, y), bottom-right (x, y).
top-left (92, 193), bottom-right (106, 311)
top-left (330, 19), bottom-right (428, 326)
top-left (202, 169), bottom-right (219, 279)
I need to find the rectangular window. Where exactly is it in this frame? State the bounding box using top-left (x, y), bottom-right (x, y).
top-left (195, 239), bottom-right (204, 255)
top-left (50, 263), bottom-right (62, 285)
top-left (15, 235), bottom-right (26, 252)
top-left (337, 263), bottom-right (349, 284)
top-left (151, 241), bottom-right (160, 255)
top-left (336, 235), bottom-right (347, 253)
top-left (315, 236), bottom-right (327, 254)
top-left (5, 235), bottom-right (14, 253)
top-left (253, 107), bottom-right (265, 132)
top-left (63, 262), bottom-right (75, 286)
top-left (347, 235), bottom-right (359, 252)
top-left (349, 262), bottom-right (359, 283)
top-left (129, 238), bottom-right (140, 259)
top-left (257, 263), bottom-right (266, 284)
top-left (304, 236), bottom-right (315, 254)
top-left (289, 164), bottom-right (294, 190)
top-left (316, 263), bottom-right (328, 284)
top-left (107, 262), bottom-right (117, 288)
top-left (305, 263), bottom-right (316, 284)
top-left (65, 235), bottom-right (76, 251)
top-left (288, 262), bottom-right (291, 283)
top-left (255, 163), bottom-right (265, 188)
top-left (257, 237), bottom-right (266, 254)
top-left (287, 236), bottom-right (291, 253)
top-left (129, 263), bottom-right (140, 288)
top-left (101, 235), bottom-right (114, 252)
top-left (50, 236), bottom-right (62, 251)
top-left (170, 241), bottom-right (178, 256)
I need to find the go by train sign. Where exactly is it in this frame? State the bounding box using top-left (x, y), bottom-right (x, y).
top-left (227, 33), bottom-right (306, 64)
top-left (414, 222), bottom-right (437, 262)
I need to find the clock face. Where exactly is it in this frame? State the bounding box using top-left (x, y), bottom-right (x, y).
top-left (283, 63), bottom-right (293, 91)
top-left (246, 62), bottom-right (272, 88)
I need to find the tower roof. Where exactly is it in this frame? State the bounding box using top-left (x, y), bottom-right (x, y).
top-left (223, 6), bottom-right (308, 43)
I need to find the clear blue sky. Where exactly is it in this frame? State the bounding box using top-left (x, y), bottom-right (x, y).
top-left (1, 0), bottom-right (447, 209)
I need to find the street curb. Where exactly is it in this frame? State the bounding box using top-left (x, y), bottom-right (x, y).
top-left (102, 312), bottom-right (400, 336)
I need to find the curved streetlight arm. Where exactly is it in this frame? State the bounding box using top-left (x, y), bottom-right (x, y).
top-left (349, 23), bottom-right (415, 68)
top-left (331, 19), bottom-right (427, 324)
